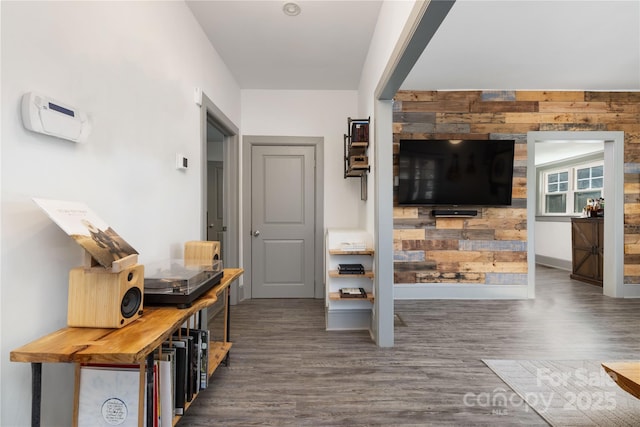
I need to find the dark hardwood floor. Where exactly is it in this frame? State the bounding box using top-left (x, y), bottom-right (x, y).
top-left (177, 266), bottom-right (640, 426)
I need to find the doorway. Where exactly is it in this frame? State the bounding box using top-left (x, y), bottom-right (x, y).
top-left (200, 92), bottom-right (240, 303)
top-left (207, 121), bottom-right (225, 259)
top-left (533, 140), bottom-right (604, 285)
top-left (527, 131), bottom-right (624, 298)
top-left (242, 136), bottom-right (324, 300)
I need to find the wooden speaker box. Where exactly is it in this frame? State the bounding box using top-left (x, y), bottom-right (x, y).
top-left (68, 264), bottom-right (144, 328)
top-left (184, 240), bottom-right (220, 268)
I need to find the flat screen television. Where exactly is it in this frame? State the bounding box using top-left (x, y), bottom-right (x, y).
top-left (397, 139), bottom-right (515, 206)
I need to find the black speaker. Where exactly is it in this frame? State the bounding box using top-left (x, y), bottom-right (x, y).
top-left (121, 285), bottom-right (142, 319)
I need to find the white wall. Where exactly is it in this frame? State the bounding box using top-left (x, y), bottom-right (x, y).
top-left (1, 1), bottom-right (240, 425)
top-left (535, 221), bottom-right (573, 267)
top-left (240, 89), bottom-right (363, 229)
top-left (358, 0), bottom-right (417, 234)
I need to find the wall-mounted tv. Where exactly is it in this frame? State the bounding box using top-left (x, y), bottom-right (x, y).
top-left (397, 139), bottom-right (515, 206)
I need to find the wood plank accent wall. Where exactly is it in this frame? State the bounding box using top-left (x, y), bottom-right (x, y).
top-left (393, 90), bottom-right (640, 285)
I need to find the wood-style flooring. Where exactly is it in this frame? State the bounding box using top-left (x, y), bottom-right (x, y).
top-left (177, 266), bottom-right (640, 426)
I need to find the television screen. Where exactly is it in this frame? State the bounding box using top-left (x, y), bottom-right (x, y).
top-left (398, 139), bottom-right (515, 206)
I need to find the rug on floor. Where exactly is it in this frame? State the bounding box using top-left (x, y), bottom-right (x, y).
top-left (483, 359), bottom-right (640, 426)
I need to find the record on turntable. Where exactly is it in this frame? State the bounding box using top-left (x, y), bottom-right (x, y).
top-left (143, 259), bottom-right (223, 308)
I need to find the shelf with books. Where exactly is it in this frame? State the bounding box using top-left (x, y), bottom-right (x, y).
top-left (329, 291), bottom-right (375, 303)
top-left (10, 268), bottom-right (243, 427)
top-left (325, 229), bottom-right (375, 331)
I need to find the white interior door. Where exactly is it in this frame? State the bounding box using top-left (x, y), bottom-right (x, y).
top-left (251, 145), bottom-right (315, 298)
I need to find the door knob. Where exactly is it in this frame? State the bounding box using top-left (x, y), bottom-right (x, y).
top-left (252, 230), bottom-right (261, 237)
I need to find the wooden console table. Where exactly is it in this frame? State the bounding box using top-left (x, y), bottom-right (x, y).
top-left (602, 361), bottom-right (640, 399)
top-left (10, 268), bottom-right (243, 427)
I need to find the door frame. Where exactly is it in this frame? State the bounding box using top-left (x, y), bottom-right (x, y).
top-left (527, 131), bottom-right (626, 298)
top-left (242, 135), bottom-right (324, 300)
top-left (200, 92), bottom-right (240, 304)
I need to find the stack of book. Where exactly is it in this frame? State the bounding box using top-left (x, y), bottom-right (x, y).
top-left (338, 263), bottom-right (365, 275)
top-left (339, 287), bottom-right (367, 298)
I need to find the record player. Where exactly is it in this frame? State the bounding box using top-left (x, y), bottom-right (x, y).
top-left (143, 259), bottom-right (223, 308)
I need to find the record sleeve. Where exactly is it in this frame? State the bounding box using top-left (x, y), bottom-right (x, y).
top-left (76, 364), bottom-right (140, 427)
top-left (33, 198), bottom-right (138, 268)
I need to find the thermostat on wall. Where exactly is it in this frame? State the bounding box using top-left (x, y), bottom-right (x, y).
top-left (21, 92), bottom-right (91, 143)
top-left (176, 154), bottom-right (188, 170)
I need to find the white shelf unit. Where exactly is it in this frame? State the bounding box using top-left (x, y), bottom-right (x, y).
top-left (325, 229), bottom-right (374, 331)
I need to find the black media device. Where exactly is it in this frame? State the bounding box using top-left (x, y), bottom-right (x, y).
top-left (432, 209), bottom-right (478, 217)
top-left (397, 139), bottom-right (515, 206)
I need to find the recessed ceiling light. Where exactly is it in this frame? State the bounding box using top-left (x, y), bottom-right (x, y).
top-left (283, 2), bottom-right (301, 16)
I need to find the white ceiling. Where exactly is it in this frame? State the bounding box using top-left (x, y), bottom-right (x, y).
top-left (535, 141), bottom-right (604, 165)
top-left (187, 0), bottom-right (640, 92)
top-left (403, 0), bottom-right (640, 91)
top-left (186, 0), bottom-right (382, 90)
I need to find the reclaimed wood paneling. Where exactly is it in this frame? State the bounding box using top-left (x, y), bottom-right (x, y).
top-left (437, 113), bottom-right (506, 124)
top-left (470, 101), bottom-right (538, 113)
top-left (585, 92), bottom-right (640, 102)
top-left (416, 271), bottom-right (485, 283)
top-left (540, 122), bottom-right (608, 132)
top-left (393, 207), bottom-right (419, 219)
top-left (538, 102), bottom-right (609, 113)
top-left (485, 272), bottom-right (528, 285)
top-left (471, 123), bottom-right (541, 134)
top-left (426, 250), bottom-right (495, 263)
top-left (394, 261), bottom-right (436, 271)
top-left (402, 240), bottom-right (459, 251)
top-left (460, 261), bottom-right (528, 273)
top-left (394, 229), bottom-right (425, 241)
top-left (495, 229), bottom-right (528, 240)
top-left (393, 90), bottom-right (640, 285)
top-left (401, 100), bottom-right (470, 113)
top-left (481, 90), bottom-right (516, 101)
top-left (394, 91), bottom-right (437, 102)
top-left (624, 203), bottom-right (640, 215)
top-left (516, 91), bottom-right (586, 102)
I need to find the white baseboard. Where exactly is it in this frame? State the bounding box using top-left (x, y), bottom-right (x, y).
top-left (623, 284), bottom-right (640, 298)
top-left (535, 255), bottom-right (572, 271)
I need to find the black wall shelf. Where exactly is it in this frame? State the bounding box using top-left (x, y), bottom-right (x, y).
top-left (344, 117), bottom-right (370, 200)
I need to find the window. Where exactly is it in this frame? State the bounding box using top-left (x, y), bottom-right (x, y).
top-left (539, 159), bottom-right (603, 216)
top-left (574, 165), bottom-right (603, 213)
top-left (545, 171), bottom-right (568, 213)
